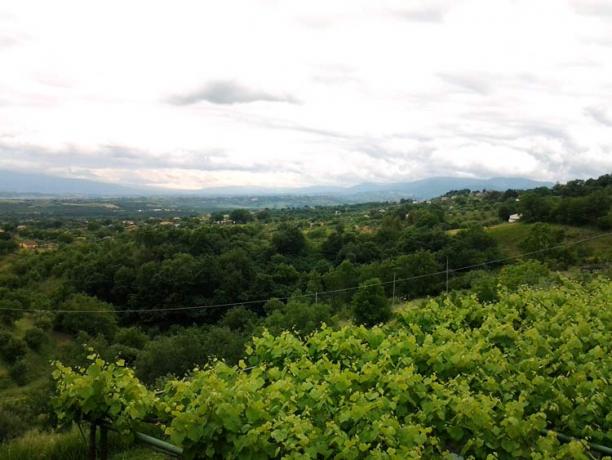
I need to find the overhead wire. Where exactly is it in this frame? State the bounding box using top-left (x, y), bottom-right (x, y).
top-left (0, 231), bottom-right (610, 314)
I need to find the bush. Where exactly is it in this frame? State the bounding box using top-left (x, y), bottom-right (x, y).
top-left (498, 260), bottom-right (551, 290)
top-left (114, 327), bottom-right (149, 349)
top-left (24, 327), bottom-right (47, 351)
top-left (54, 294), bottom-right (117, 339)
top-left (352, 278), bottom-right (391, 327)
top-left (135, 326), bottom-right (247, 383)
top-left (0, 407), bottom-right (28, 442)
top-left (32, 312), bottom-right (54, 331)
top-left (470, 273), bottom-right (499, 303)
top-left (8, 359), bottom-right (29, 386)
top-left (263, 300), bottom-right (332, 336)
top-left (0, 332), bottom-right (27, 364)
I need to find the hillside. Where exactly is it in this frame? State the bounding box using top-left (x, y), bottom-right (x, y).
top-left (51, 278), bottom-right (612, 458)
top-left (0, 173), bottom-right (610, 458)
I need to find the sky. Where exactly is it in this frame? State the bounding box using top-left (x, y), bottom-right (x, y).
top-left (0, 0), bottom-right (611, 190)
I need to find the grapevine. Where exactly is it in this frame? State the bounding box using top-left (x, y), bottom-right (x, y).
top-left (53, 277), bottom-right (612, 459)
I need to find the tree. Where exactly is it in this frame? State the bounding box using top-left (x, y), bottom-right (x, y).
top-left (229, 209), bottom-right (253, 224)
top-left (497, 204), bottom-right (514, 222)
top-left (498, 260), bottom-right (550, 290)
top-left (352, 278), bottom-right (391, 327)
top-left (519, 193), bottom-right (552, 222)
top-left (263, 300), bottom-right (332, 336)
top-left (209, 211), bottom-right (226, 223)
top-left (0, 232), bottom-right (17, 256)
top-left (55, 294), bottom-right (118, 339)
top-left (0, 332), bottom-right (26, 364)
top-left (520, 224), bottom-right (575, 267)
top-left (272, 224), bottom-right (306, 256)
top-left (24, 327), bottom-right (47, 351)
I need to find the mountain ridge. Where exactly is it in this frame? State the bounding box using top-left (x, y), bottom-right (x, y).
top-left (0, 169), bottom-right (553, 200)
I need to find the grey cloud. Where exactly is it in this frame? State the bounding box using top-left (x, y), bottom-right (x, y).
top-left (0, 142), bottom-right (275, 173)
top-left (168, 81), bottom-right (298, 105)
top-left (585, 107), bottom-right (612, 127)
top-left (437, 72), bottom-right (491, 95)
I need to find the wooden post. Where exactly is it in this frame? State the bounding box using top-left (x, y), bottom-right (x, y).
top-left (88, 423), bottom-right (97, 460)
top-left (100, 424), bottom-right (108, 460)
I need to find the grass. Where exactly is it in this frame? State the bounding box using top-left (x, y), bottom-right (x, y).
top-left (0, 428), bottom-right (88, 460)
top-left (0, 428), bottom-right (167, 460)
top-left (487, 223), bottom-right (612, 260)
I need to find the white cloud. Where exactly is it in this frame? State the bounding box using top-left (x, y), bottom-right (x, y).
top-left (0, 0), bottom-right (610, 189)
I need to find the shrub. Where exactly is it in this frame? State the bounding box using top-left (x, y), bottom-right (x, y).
top-left (24, 327), bottom-right (47, 351)
top-left (9, 359), bottom-right (29, 386)
top-left (0, 407), bottom-right (28, 442)
top-left (352, 278), bottom-right (391, 327)
top-left (54, 294), bottom-right (117, 339)
top-left (114, 327), bottom-right (148, 349)
top-left (0, 333), bottom-right (27, 364)
top-left (32, 312), bottom-right (54, 331)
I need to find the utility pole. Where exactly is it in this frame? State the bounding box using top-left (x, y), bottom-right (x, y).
top-left (315, 291), bottom-right (318, 304)
top-left (392, 272), bottom-right (396, 305)
top-left (446, 256), bottom-right (449, 294)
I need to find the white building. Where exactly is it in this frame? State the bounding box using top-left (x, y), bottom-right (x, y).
top-left (508, 213), bottom-right (522, 223)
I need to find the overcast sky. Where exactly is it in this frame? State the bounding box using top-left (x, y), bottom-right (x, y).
top-left (1, 0), bottom-right (611, 189)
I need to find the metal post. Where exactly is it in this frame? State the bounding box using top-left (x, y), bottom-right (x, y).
top-left (445, 256), bottom-right (449, 294)
top-left (88, 423), bottom-right (97, 460)
top-left (392, 273), bottom-right (396, 305)
top-left (100, 424), bottom-right (108, 460)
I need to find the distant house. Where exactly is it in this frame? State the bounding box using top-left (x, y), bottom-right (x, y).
top-left (508, 213), bottom-right (522, 223)
top-left (19, 240), bottom-right (38, 250)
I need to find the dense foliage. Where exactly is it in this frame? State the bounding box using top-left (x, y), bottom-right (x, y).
top-left (53, 279), bottom-right (611, 459)
top-left (1, 173), bottom-right (611, 456)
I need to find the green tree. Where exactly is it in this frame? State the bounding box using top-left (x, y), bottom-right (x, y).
top-left (520, 224), bottom-right (575, 266)
top-left (519, 193), bottom-right (553, 222)
top-left (229, 209), bottom-right (253, 224)
top-left (272, 224), bottom-right (306, 256)
top-left (352, 278), bottom-right (391, 326)
top-left (55, 294), bottom-right (118, 339)
top-left (24, 327), bottom-right (47, 351)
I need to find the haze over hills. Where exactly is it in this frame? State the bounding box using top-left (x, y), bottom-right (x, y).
top-left (0, 170), bottom-right (150, 197)
top-left (0, 169), bottom-right (554, 201)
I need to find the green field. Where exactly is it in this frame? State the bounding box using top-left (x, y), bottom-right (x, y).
top-left (487, 222), bottom-right (612, 260)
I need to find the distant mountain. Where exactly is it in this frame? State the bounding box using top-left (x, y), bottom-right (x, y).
top-left (193, 176), bottom-right (553, 201)
top-left (0, 169), bottom-right (552, 200)
top-left (0, 170), bottom-right (152, 197)
top-left (340, 176), bottom-right (554, 201)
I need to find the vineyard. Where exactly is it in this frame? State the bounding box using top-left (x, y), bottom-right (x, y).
top-left (53, 278), bottom-right (611, 459)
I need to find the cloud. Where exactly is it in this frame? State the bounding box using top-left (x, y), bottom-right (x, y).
top-left (585, 107), bottom-right (612, 127)
top-left (570, 0), bottom-right (612, 17)
top-left (167, 81), bottom-right (298, 105)
top-left (394, 7), bottom-right (445, 23)
top-left (387, 1), bottom-right (452, 23)
top-left (0, 0), bottom-right (611, 189)
top-left (437, 72), bottom-right (491, 95)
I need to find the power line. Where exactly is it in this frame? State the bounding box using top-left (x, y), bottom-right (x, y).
top-left (1, 230), bottom-right (610, 314)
